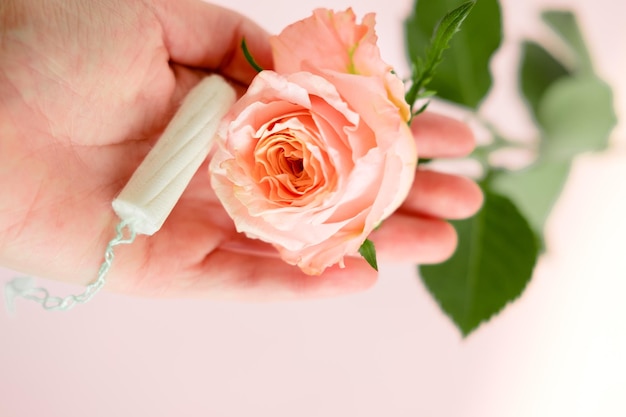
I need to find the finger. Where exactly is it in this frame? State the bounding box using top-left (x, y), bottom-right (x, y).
top-left (411, 112), bottom-right (475, 158)
top-left (188, 251), bottom-right (378, 301)
top-left (153, 0), bottom-right (273, 86)
top-left (107, 202), bottom-right (377, 300)
top-left (400, 169), bottom-right (483, 220)
top-left (121, 250), bottom-right (378, 301)
top-left (203, 235), bottom-right (379, 300)
top-left (370, 214), bottom-right (457, 264)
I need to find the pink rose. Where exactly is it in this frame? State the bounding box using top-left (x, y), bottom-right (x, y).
top-left (210, 9), bottom-right (417, 275)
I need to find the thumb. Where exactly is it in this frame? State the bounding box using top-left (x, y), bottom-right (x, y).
top-left (152, 0), bottom-right (273, 86)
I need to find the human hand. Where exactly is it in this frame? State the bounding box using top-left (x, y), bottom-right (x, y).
top-left (0, 0), bottom-right (481, 301)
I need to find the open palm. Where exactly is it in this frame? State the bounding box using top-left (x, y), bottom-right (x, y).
top-left (0, 0), bottom-right (482, 300)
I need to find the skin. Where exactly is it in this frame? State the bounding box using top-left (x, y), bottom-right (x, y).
top-left (0, 0), bottom-right (483, 301)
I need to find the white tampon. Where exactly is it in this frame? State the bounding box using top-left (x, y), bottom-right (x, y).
top-left (112, 75), bottom-right (236, 235)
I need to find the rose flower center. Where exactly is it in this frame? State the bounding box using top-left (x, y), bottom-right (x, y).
top-left (286, 156), bottom-right (304, 176)
top-left (253, 118), bottom-right (325, 204)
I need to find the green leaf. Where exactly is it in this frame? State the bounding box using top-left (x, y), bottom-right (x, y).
top-left (520, 41), bottom-right (571, 121)
top-left (405, 0), bottom-right (502, 109)
top-left (404, 1), bottom-right (475, 109)
top-left (359, 239), bottom-right (378, 271)
top-left (490, 161), bottom-right (571, 237)
top-left (241, 38), bottom-right (264, 73)
top-left (538, 76), bottom-right (616, 161)
top-left (419, 190), bottom-right (539, 336)
top-left (542, 10), bottom-right (593, 74)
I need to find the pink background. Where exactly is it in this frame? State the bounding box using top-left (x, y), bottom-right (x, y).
top-left (1, 0), bottom-right (625, 416)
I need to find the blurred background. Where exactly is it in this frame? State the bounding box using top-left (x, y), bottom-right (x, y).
top-left (1, 0), bottom-right (624, 416)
